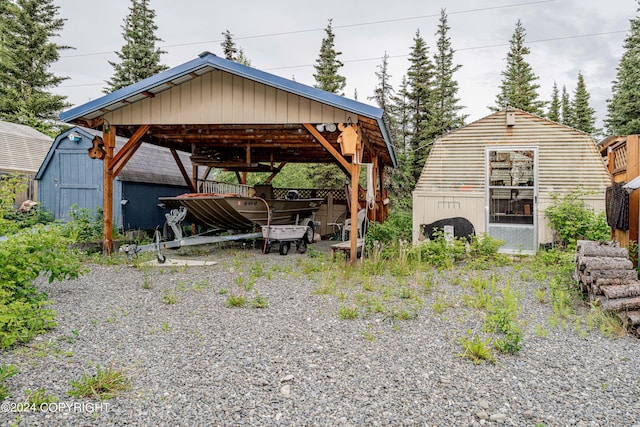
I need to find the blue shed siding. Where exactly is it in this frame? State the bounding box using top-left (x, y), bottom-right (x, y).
top-left (121, 182), bottom-right (187, 231)
top-left (37, 128), bottom-right (188, 230)
top-left (38, 135), bottom-right (107, 222)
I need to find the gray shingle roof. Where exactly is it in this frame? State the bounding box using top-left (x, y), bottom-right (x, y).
top-left (78, 127), bottom-right (192, 186)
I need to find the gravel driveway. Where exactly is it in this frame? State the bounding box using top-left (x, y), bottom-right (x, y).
top-left (2, 241), bottom-right (640, 426)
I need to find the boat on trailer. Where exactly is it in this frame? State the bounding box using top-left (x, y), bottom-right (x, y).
top-left (158, 191), bottom-right (324, 231)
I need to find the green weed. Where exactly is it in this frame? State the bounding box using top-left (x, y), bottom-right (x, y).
top-left (0, 364), bottom-right (19, 400)
top-left (339, 305), bottom-right (359, 320)
top-left (251, 292), bottom-right (268, 309)
top-left (226, 294), bottom-right (247, 308)
top-left (68, 364), bottom-right (130, 400)
top-left (26, 387), bottom-right (57, 406)
top-left (161, 290), bottom-right (178, 305)
top-left (458, 334), bottom-right (495, 364)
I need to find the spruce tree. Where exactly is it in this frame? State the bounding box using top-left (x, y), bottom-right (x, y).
top-left (606, 4), bottom-right (640, 135)
top-left (387, 77), bottom-right (414, 211)
top-left (547, 82), bottom-right (560, 122)
top-left (431, 9), bottom-right (466, 136)
top-left (220, 30), bottom-right (251, 66)
top-left (493, 19), bottom-right (545, 115)
top-left (572, 72), bottom-right (596, 134)
top-left (369, 52), bottom-right (394, 122)
top-left (313, 19), bottom-right (346, 95)
top-left (561, 85), bottom-right (573, 127)
top-left (308, 18), bottom-right (347, 189)
top-left (406, 30), bottom-right (435, 181)
top-left (221, 30), bottom-right (238, 61)
top-left (104, 0), bottom-right (168, 93)
top-left (0, 0), bottom-right (70, 134)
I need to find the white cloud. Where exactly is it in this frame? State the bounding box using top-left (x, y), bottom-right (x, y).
top-left (51, 0), bottom-right (637, 131)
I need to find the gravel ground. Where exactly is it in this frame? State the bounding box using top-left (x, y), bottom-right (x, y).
top-left (2, 241), bottom-right (640, 427)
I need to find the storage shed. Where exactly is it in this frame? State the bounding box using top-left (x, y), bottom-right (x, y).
top-left (0, 120), bottom-right (53, 206)
top-left (36, 126), bottom-right (192, 231)
top-left (413, 108), bottom-right (611, 254)
top-left (600, 134), bottom-right (640, 250)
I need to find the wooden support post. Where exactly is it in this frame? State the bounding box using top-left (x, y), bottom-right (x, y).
top-left (371, 156), bottom-right (379, 223)
top-left (102, 125), bottom-right (116, 254)
top-left (379, 163), bottom-right (387, 221)
top-left (350, 162), bottom-right (360, 264)
top-left (192, 164), bottom-right (199, 192)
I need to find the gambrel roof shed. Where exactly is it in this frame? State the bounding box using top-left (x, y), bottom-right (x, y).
top-left (0, 120), bottom-right (52, 174)
top-left (413, 108), bottom-right (611, 253)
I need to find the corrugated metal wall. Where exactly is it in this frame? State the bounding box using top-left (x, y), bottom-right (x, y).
top-left (105, 70), bottom-right (351, 125)
top-left (412, 109), bottom-right (611, 246)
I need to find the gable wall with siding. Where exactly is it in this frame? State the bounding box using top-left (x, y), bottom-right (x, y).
top-left (105, 70), bottom-right (352, 125)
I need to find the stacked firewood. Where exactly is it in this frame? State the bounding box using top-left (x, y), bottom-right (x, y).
top-left (574, 240), bottom-right (640, 337)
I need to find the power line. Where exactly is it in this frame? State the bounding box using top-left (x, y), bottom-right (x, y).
top-left (60, 0), bottom-right (560, 59)
top-left (57, 24), bottom-right (626, 90)
top-left (57, 28), bottom-right (628, 89)
top-left (264, 30), bottom-right (629, 71)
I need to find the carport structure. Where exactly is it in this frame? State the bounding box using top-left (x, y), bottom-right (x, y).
top-left (59, 51), bottom-right (397, 263)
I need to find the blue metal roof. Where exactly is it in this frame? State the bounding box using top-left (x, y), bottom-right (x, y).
top-left (59, 51), bottom-right (396, 167)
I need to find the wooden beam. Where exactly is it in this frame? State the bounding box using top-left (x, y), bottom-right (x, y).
top-left (264, 163), bottom-right (286, 184)
top-left (170, 147), bottom-right (197, 193)
top-left (76, 117), bottom-right (104, 129)
top-left (303, 123), bottom-right (352, 177)
top-left (110, 125), bottom-right (150, 177)
top-left (102, 125), bottom-right (116, 254)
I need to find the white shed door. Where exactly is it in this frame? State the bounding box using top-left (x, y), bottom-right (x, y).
top-left (485, 147), bottom-right (537, 254)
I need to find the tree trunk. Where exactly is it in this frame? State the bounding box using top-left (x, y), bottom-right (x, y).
top-left (599, 296), bottom-right (640, 312)
top-left (617, 310), bottom-right (640, 326)
top-left (579, 257), bottom-right (634, 272)
top-left (595, 278), bottom-right (639, 287)
top-left (583, 270), bottom-right (638, 284)
top-left (600, 283), bottom-right (640, 299)
top-left (579, 244), bottom-right (628, 259)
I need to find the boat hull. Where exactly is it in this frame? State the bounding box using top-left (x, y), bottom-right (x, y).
top-left (159, 194), bottom-right (324, 230)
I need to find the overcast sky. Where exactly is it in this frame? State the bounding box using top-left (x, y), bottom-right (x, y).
top-left (51, 0), bottom-right (637, 133)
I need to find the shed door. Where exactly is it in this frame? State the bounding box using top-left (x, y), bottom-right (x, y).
top-left (56, 152), bottom-right (102, 220)
top-left (486, 147), bottom-right (537, 254)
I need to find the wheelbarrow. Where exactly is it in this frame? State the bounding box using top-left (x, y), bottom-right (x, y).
top-left (262, 224), bottom-right (312, 255)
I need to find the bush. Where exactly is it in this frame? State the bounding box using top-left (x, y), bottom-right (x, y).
top-left (0, 225), bottom-right (82, 349)
top-left (60, 205), bottom-right (104, 243)
top-left (0, 174), bottom-right (29, 235)
top-left (410, 231), bottom-right (466, 268)
top-left (3, 206), bottom-right (53, 230)
top-left (545, 190), bottom-right (609, 248)
top-left (365, 210), bottom-right (412, 258)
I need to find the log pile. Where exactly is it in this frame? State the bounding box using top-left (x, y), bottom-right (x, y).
top-left (574, 240), bottom-right (640, 337)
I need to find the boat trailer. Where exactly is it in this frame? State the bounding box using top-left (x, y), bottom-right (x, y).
top-left (121, 207), bottom-right (262, 263)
